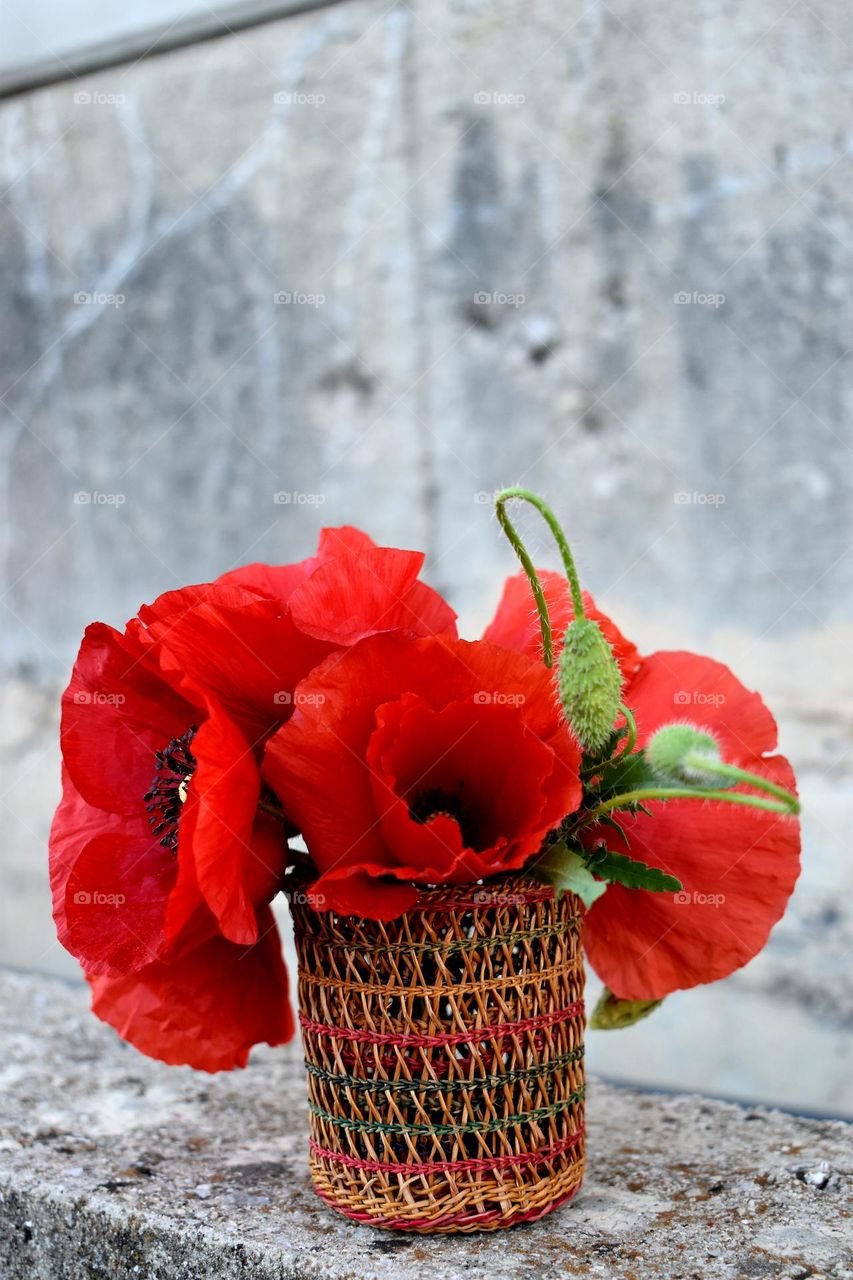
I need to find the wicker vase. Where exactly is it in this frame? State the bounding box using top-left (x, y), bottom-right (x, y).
top-left (290, 878), bottom-right (586, 1234)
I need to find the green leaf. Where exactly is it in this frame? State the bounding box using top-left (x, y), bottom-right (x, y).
top-left (533, 841), bottom-right (607, 910)
top-left (590, 986), bottom-right (664, 1030)
top-left (591, 747), bottom-right (655, 794)
top-left (586, 848), bottom-right (682, 894)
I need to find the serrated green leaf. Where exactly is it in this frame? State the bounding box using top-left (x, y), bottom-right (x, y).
top-left (532, 841), bottom-right (607, 910)
top-left (590, 986), bottom-right (664, 1030)
top-left (588, 848), bottom-right (682, 893)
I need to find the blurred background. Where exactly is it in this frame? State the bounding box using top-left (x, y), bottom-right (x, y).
top-left (1, 0), bottom-right (851, 1117)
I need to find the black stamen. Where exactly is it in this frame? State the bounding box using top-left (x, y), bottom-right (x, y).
top-left (409, 780), bottom-right (473, 844)
top-left (144, 726), bottom-right (198, 850)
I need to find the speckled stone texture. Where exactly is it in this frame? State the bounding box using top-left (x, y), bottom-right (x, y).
top-left (0, 971), bottom-right (850, 1279)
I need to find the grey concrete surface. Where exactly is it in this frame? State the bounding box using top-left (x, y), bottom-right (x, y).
top-left (1, 970), bottom-right (851, 1279)
top-left (1, 0), bottom-right (852, 669)
top-left (1, 0), bottom-right (852, 1117)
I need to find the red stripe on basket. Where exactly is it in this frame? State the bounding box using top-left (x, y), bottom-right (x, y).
top-left (299, 1001), bottom-right (584, 1049)
top-left (309, 1126), bottom-right (584, 1176)
top-left (312, 1178), bottom-right (582, 1231)
top-left (410, 885), bottom-right (556, 912)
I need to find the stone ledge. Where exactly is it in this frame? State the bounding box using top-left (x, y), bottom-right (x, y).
top-left (0, 971), bottom-right (850, 1280)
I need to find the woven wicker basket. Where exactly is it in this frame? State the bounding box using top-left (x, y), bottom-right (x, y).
top-left (290, 878), bottom-right (586, 1233)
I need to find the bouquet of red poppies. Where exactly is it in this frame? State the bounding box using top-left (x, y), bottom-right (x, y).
top-left (50, 489), bottom-right (800, 1072)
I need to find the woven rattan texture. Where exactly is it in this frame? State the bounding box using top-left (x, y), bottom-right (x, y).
top-left (291, 880), bottom-right (586, 1233)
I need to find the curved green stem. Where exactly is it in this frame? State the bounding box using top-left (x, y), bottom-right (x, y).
top-left (613, 703), bottom-right (637, 761)
top-left (580, 786), bottom-right (796, 827)
top-left (494, 490), bottom-right (554, 667)
top-left (495, 487), bottom-right (586, 619)
top-left (683, 752), bottom-right (799, 812)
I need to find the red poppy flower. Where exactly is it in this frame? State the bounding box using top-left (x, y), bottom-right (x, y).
top-left (51, 525), bottom-right (457, 1069)
top-left (581, 651), bottom-right (801, 1000)
top-left (50, 621), bottom-right (288, 969)
top-left (484, 568), bottom-right (641, 680)
top-left (484, 572), bottom-right (801, 999)
top-left (50, 626), bottom-right (294, 1073)
top-left (262, 635), bottom-right (583, 918)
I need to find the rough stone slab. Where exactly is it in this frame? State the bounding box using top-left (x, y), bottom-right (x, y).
top-left (0, 972), bottom-right (850, 1280)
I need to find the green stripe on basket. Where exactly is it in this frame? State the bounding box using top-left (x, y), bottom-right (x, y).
top-left (305, 1046), bottom-right (585, 1095)
top-left (308, 1086), bottom-right (586, 1136)
top-left (313, 917), bottom-right (580, 956)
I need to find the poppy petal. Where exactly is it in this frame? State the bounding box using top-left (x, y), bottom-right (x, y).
top-left (176, 703), bottom-right (280, 947)
top-left (63, 832), bottom-right (176, 976)
top-left (263, 635), bottom-right (582, 916)
top-left (212, 525), bottom-right (378, 605)
top-left (368, 695), bottom-right (554, 866)
top-left (215, 558), bottom-right (317, 603)
top-left (307, 864), bottom-right (422, 920)
top-left (89, 908), bottom-right (294, 1071)
top-left (136, 585), bottom-right (333, 742)
top-left (49, 769), bottom-right (128, 959)
top-left (288, 547), bottom-right (456, 645)
top-left (61, 624), bottom-right (196, 815)
top-left (583, 651), bottom-right (801, 999)
top-left (625, 649), bottom-right (780, 759)
top-left (316, 525), bottom-right (377, 560)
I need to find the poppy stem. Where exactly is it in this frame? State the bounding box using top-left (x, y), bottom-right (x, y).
top-left (580, 785), bottom-right (796, 826)
top-left (613, 703), bottom-right (638, 760)
top-left (494, 490), bottom-right (555, 667)
top-left (494, 488), bottom-right (590, 669)
top-left (495, 487), bottom-right (586, 619)
top-left (682, 752), bottom-right (799, 812)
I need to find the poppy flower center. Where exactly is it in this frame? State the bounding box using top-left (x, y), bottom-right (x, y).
top-left (408, 782), bottom-right (477, 848)
top-left (144, 726), bottom-right (198, 850)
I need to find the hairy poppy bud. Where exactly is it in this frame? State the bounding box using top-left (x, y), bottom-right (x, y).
top-left (557, 616), bottom-right (622, 752)
top-left (647, 723), bottom-right (731, 788)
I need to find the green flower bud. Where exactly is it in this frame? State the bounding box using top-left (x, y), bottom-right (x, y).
top-left (557, 617), bottom-right (622, 752)
top-left (647, 723), bottom-right (732, 788)
top-left (590, 986), bottom-right (663, 1030)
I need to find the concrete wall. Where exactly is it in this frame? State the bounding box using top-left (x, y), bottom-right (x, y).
top-left (2, 0), bottom-right (851, 1113)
